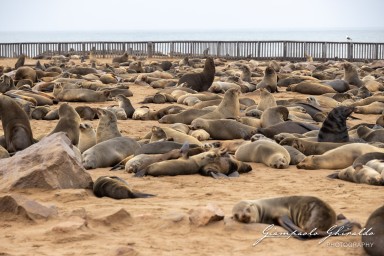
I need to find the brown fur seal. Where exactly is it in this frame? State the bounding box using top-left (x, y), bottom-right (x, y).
top-left (320, 79), bottom-right (350, 93)
top-left (67, 67), bottom-right (97, 76)
top-left (297, 143), bottom-right (384, 170)
top-left (0, 95), bottom-right (34, 152)
top-left (362, 205), bottom-right (384, 256)
top-left (235, 140), bottom-right (290, 169)
top-left (134, 149), bottom-right (223, 177)
top-left (257, 121), bottom-right (319, 138)
top-left (282, 145), bottom-right (306, 165)
top-left (150, 126), bottom-right (203, 146)
top-left (115, 94), bottom-right (135, 118)
top-left (318, 106), bottom-right (354, 142)
top-left (53, 84), bottom-right (111, 102)
top-left (75, 106), bottom-right (98, 120)
top-left (48, 103), bottom-right (81, 146)
top-left (14, 54), bottom-right (25, 69)
top-left (0, 75), bottom-right (16, 93)
top-left (232, 196), bottom-right (351, 240)
top-left (287, 81), bottom-right (337, 95)
top-left (260, 106), bottom-right (289, 128)
top-left (177, 57), bottom-right (215, 92)
top-left (78, 123), bottom-right (96, 153)
top-left (14, 67), bottom-right (37, 83)
top-left (352, 152), bottom-right (384, 169)
top-left (239, 64), bottom-right (252, 82)
top-left (93, 176), bottom-right (154, 199)
top-left (328, 165), bottom-right (383, 186)
top-left (200, 154), bottom-right (252, 178)
top-left (257, 88), bottom-right (277, 111)
top-left (82, 137), bottom-right (140, 169)
top-left (191, 118), bottom-right (257, 140)
top-left (30, 106), bottom-right (50, 120)
top-left (198, 88), bottom-right (240, 120)
top-left (357, 126), bottom-right (384, 143)
top-left (255, 67), bottom-right (278, 92)
top-left (112, 52), bottom-right (129, 64)
top-left (96, 108), bottom-right (122, 143)
top-left (134, 141), bottom-right (203, 155)
top-left (354, 102), bottom-right (384, 114)
top-left (158, 109), bottom-right (211, 124)
top-left (342, 62), bottom-right (363, 87)
top-left (279, 137), bottom-right (348, 156)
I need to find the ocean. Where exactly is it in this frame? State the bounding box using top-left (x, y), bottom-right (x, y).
top-left (1, 29), bottom-right (384, 43)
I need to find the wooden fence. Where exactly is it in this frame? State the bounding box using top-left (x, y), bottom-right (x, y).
top-left (0, 41), bottom-right (383, 61)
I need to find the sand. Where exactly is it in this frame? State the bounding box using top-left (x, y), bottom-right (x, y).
top-left (0, 58), bottom-right (379, 256)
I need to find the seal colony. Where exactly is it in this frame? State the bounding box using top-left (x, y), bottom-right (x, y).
top-left (0, 54), bottom-right (384, 255)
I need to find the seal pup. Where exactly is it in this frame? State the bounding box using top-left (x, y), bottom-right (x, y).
top-left (232, 196), bottom-right (352, 240)
top-left (297, 143), bottom-right (384, 170)
top-left (93, 176), bottom-right (154, 199)
top-left (317, 106), bottom-right (354, 142)
top-left (328, 165), bottom-right (383, 186)
top-left (352, 152), bottom-right (384, 169)
top-left (200, 154), bottom-right (252, 178)
top-left (96, 108), bottom-right (122, 143)
top-left (177, 57), bottom-right (215, 92)
top-left (48, 103), bottom-right (81, 146)
top-left (115, 94), bottom-right (135, 118)
top-left (342, 62), bottom-right (363, 87)
top-left (255, 67), bottom-right (278, 92)
top-left (235, 140), bottom-right (290, 169)
top-left (82, 137), bottom-right (140, 169)
top-left (0, 95), bottom-right (34, 153)
top-left (362, 205), bottom-right (384, 256)
top-left (78, 123), bottom-right (96, 153)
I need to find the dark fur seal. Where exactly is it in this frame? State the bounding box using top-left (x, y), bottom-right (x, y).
top-left (177, 57), bottom-right (215, 92)
top-left (317, 106), bottom-right (354, 142)
top-left (320, 79), bottom-right (350, 93)
top-left (0, 95), bottom-right (34, 152)
top-left (14, 54), bottom-right (26, 69)
top-left (352, 152), bottom-right (384, 169)
top-left (280, 137), bottom-right (348, 156)
top-left (200, 154), bottom-right (252, 178)
top-left (93, 176), bottom-right (154, 199)
top-left (232, 196), bottom-right (352, 240)
top-left (362, 205), bottom-right (384, 256)
top-left (257, 121), bottom-right (319, 138)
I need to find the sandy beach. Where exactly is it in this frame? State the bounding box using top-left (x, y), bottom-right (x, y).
top-left (0, 57), bottom-right (381, 256)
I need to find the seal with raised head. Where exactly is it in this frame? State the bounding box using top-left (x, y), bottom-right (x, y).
top-left (255, 67), bottom-right (278, 92)
top-left (235, 140), bottom-right (291, 169)
top-left (342, 62), bottom-right (363, 87)
top-left (82, 137), bottom-right (141, 169)
top-left (297, 143), bottom-right (384, 170)
top-left (362, 205), bottom-right (384, 256)
top-left (96, 108), bottom-right (122, 143)
top-left (256, 88), bottom-right (277, 111)
top-left (198, 88), bottom-right (240, 120)
top-left (93, 176), bottom-right (154, 199)
top-left (317, 106), bottom-right (354, 142)
top-left (48, 103), bottom-right (81, 146)
top-left (112, 52), bottom-right (129, 64)
top-left (78, 123), bottom-right (96, 153)
top-left (260, 106), bottom-right (289, 128)
top-left (232, 196), bottom-right (352, 240)
top-left (115, 94), bottom-right (135, 118)
top-left (177, 57), bottom-right (215, 92)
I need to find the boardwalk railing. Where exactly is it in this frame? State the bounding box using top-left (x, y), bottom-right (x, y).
top-left (0, 41), bottom-right (383, 61)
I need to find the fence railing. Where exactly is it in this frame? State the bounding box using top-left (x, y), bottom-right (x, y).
top-left (0, 41), bottom-right (383, 61)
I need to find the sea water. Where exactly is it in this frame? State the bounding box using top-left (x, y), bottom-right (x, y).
top-left (1, 29), bottom-right (384, 43)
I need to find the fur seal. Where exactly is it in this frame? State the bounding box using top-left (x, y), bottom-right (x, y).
top-left (0, 75), bottom-right (16, 93)
top-left (328, 165), bottom-right (383, 186)
top-left (282, 145), bottom-right (306, 165)
top-left (177, 57), bottom-right (215, 92)
top-left (96, 108), bottom-right (122, 143)
top-left (232, 196), bottom-right (351, 240)
top-left (200, 154), bottom-right (252, 178)
top-left (82, 137), bottom-right (140, 169)
top-left (191, 118), bottom-right (257, 140)
top-left (112, 53), bottom-right (129, 64)
top-left (354, 102), bottom-right (384, 114)
top-left (352, 152), bottom-right (384, 169)
top-left (317, 106), bottom-right (354, 142)
top-left (256, 88), bottom-right (277, 111)
top-left (78, 123), bottom-right (96, 153)
top-left (14, 67), bottom-right (37, 83)
top-left (67, 67), bottom-right (97, 76)
top-left (93, 176), bottom-right (154, 199)
top-left (260, 106), bottom-right (289, 128)
top-left (320, 79), bottom-right (350, 93)
top-left (158, 109), bottom-right (211, 124)
top-left (279, 137), bottom-right (348, 156)
top-left (239, 64), bottom-right (252, 82)
top-left (198, 88), bottom-right (240, 120)
top-left (48, 103), bottom-right (81, 146)
top-left (75, 106), bottom-right (98, 120)
top-left (256, 121), bottom-right (319, 138)
top-left (189, 129), bottom-right (210, 141)
top-left (30, 106), bottom-right (50, 120)
top-left (362, 205), bottom-right (384, 256)
top-left (53, 84), bottom-right (111, 102)
top-left (235, 140), bottom-right (290, 169)
top-left (115, 94), bottom-right (135, 118)
top-left (357, 126), bottom-right (384, 143)
top-left (287, 81), bottom-right (336, 95)
top-left (342, 62), bottom-right (363, 87)
top-left (134, 141), bottom-right (203, 155)
top-left (255, 67), bottom-right (278, 92)
top-left (0, 144), bottom-right (10, 159)
top-left (135, 149), bottom-right (223, 177)
top-left (0, 95), bottom-right (34, 152)
top-left (14, 54), bottom-right (25, 69)
top-left (150, 126), bottom-right (203, 146)
top-left (297, 143), bottom-right (384, 170)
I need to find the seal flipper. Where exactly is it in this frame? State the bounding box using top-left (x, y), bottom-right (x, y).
top-left (228, 171), bottom-right (240, 178)
top-left (131, 192), bottom-right (156, 198)
top-left (134, 169), bottom-right (146, 177)
top-left (210, 172), bottom-right (229, 179)
top-left (327, 172), bottom-right (340, 179)
top-left (110, 163), bottom-right (125, 171)
top-left (277, 215), bottom-right (309, 240)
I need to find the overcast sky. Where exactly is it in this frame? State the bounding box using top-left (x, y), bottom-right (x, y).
top-left (0, 0), bottom-right (383, 31)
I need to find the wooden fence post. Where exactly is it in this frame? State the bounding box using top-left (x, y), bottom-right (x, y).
top-left (147, 42), bottom-right (153, 58)
top-left (348, 42), bottom-right (353, 61)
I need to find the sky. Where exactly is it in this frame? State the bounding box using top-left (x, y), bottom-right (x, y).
top-left (0, 0), bottom-right (383, 32)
